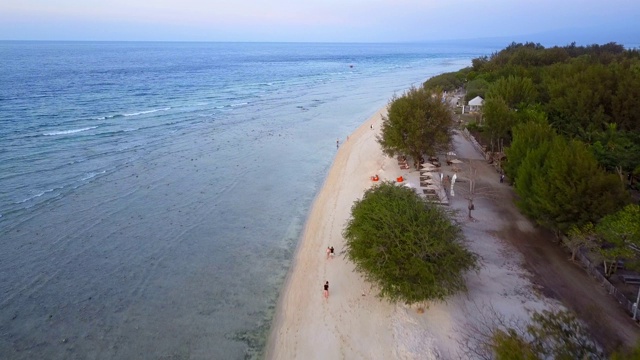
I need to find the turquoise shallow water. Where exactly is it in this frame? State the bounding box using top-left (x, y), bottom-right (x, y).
top-left (0, 41), bottom-right (498, 359)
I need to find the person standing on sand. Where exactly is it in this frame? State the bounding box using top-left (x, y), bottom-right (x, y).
top-left (326, 246), bottom-right (331, 259)
top-left (323, 281), bottom-right (329, 299)
top-left (329, 246), bottom-right (334, 258)
top-left (336, 138), bottom-right (339, 148)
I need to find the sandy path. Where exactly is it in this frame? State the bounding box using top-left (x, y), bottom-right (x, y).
top-left (450, 131), bottom-right (640, 352)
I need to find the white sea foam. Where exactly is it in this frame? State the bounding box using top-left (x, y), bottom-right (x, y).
top-left (16, 188), bottom-right (56, 204)
top-left (43, 126), bottom-right (98, 136)
top-left (123, 107), bottom-right (171, 117)
top-left (81, 170), bottom-right (106, 181)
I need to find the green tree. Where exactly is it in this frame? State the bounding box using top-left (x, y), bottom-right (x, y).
top-left (596, 204), bottom-right (640, 277)
top-left (378, 87), bottom-right (454, 168)
top-left (482, 76), bottom-right (537, 151)
top-left (565, 223), bottom-right (598, 262)
top-left (483, 96), bottom-right (515, 152)
top-left (423, 69), bottom-right (468, 92)
top-left (542, 60), bottom-right (613, 137)
top-left (342, 182), bottom-right (477, 305)
top-left (514, 139), bottom-right (552, 222)
top-left (465, 77), bottom-right (490, 101)
top-left (485, 75), bottom-right (537, 109)
top-left (516, 136), bottom-right (627, 235)
top-left (505, 119), bottom-right (556, 182)
top-left (590, 123), bottom-right (640, 179)
top-left (611, 59), bottom-right (640, 132)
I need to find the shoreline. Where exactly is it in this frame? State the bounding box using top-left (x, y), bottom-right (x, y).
top-left (265, 106), bottom-right (395, 359)
top-left (265, 104), bottom-right (563, 359)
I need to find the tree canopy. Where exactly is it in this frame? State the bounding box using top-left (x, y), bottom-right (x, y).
top-left (378, 86), bottom-right (454, 168)
top-left (342, 181), bottom-right (477, 304)
top-left (515, 134), bottom-right (627, 234)
top-left (440, 42), bottom-right (640, 177)
top-left (504, 119), bottom-right (555, 182)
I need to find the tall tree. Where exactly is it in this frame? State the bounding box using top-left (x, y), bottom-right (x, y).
top-left (378, 87), bottom-right (455, 168)
top-left (516, 136), bottom-right (627, 235)
top-left (343, 182), bottom-right (478, 305)
top-left (505, 119), bottom-right (556, 182)
top-left (485, 75), bottom-right (537, 109)
top-left (565, 223), bottom-right (597, 262)
top-left (483, 96), bottom-right (514, 152)
top-left (590, 123), bottom-right (640, 181)
top-left (483, 75), bottom-right (537, 151)
top-left (596, 204), bottom-right (640, 277)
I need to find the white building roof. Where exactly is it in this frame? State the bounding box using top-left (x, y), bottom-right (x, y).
top-left (468, 96), bottom-right (484, 106)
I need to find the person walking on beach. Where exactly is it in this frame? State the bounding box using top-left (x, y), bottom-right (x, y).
top-left (323, 281), bottom-right (329, 299)
top-left (336, 138), bottom-right (340, 148)
top-left (329, 246), bottom-right (335, 258)
top-left (326, 246), bottom-right (331, 259)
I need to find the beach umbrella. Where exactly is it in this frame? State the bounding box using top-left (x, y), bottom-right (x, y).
top-left (420, 172), bottom-right (434, 177)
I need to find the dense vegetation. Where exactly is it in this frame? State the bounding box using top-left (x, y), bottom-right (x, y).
top-left (342, 182), bottom-right (477, 305)
top-left (425, 43), bottom-right (640, 275)
top-left (509, 120), bottom-right (628, 236)
top-left (425, 42), bottom-right (640, 178)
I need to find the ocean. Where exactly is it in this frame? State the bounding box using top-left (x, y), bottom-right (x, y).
top-left (0, 41), bottom-right (497, 359)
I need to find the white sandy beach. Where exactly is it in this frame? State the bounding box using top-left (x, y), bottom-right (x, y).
top-left (266, 108), bottom-right (560, 359)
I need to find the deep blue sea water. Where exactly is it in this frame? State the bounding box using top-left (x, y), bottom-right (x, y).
top-left (0, 41), bottom-right (498, 359)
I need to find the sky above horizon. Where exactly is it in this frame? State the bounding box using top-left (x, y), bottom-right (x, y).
top-left (1, 0), bottom-right (639, 45)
